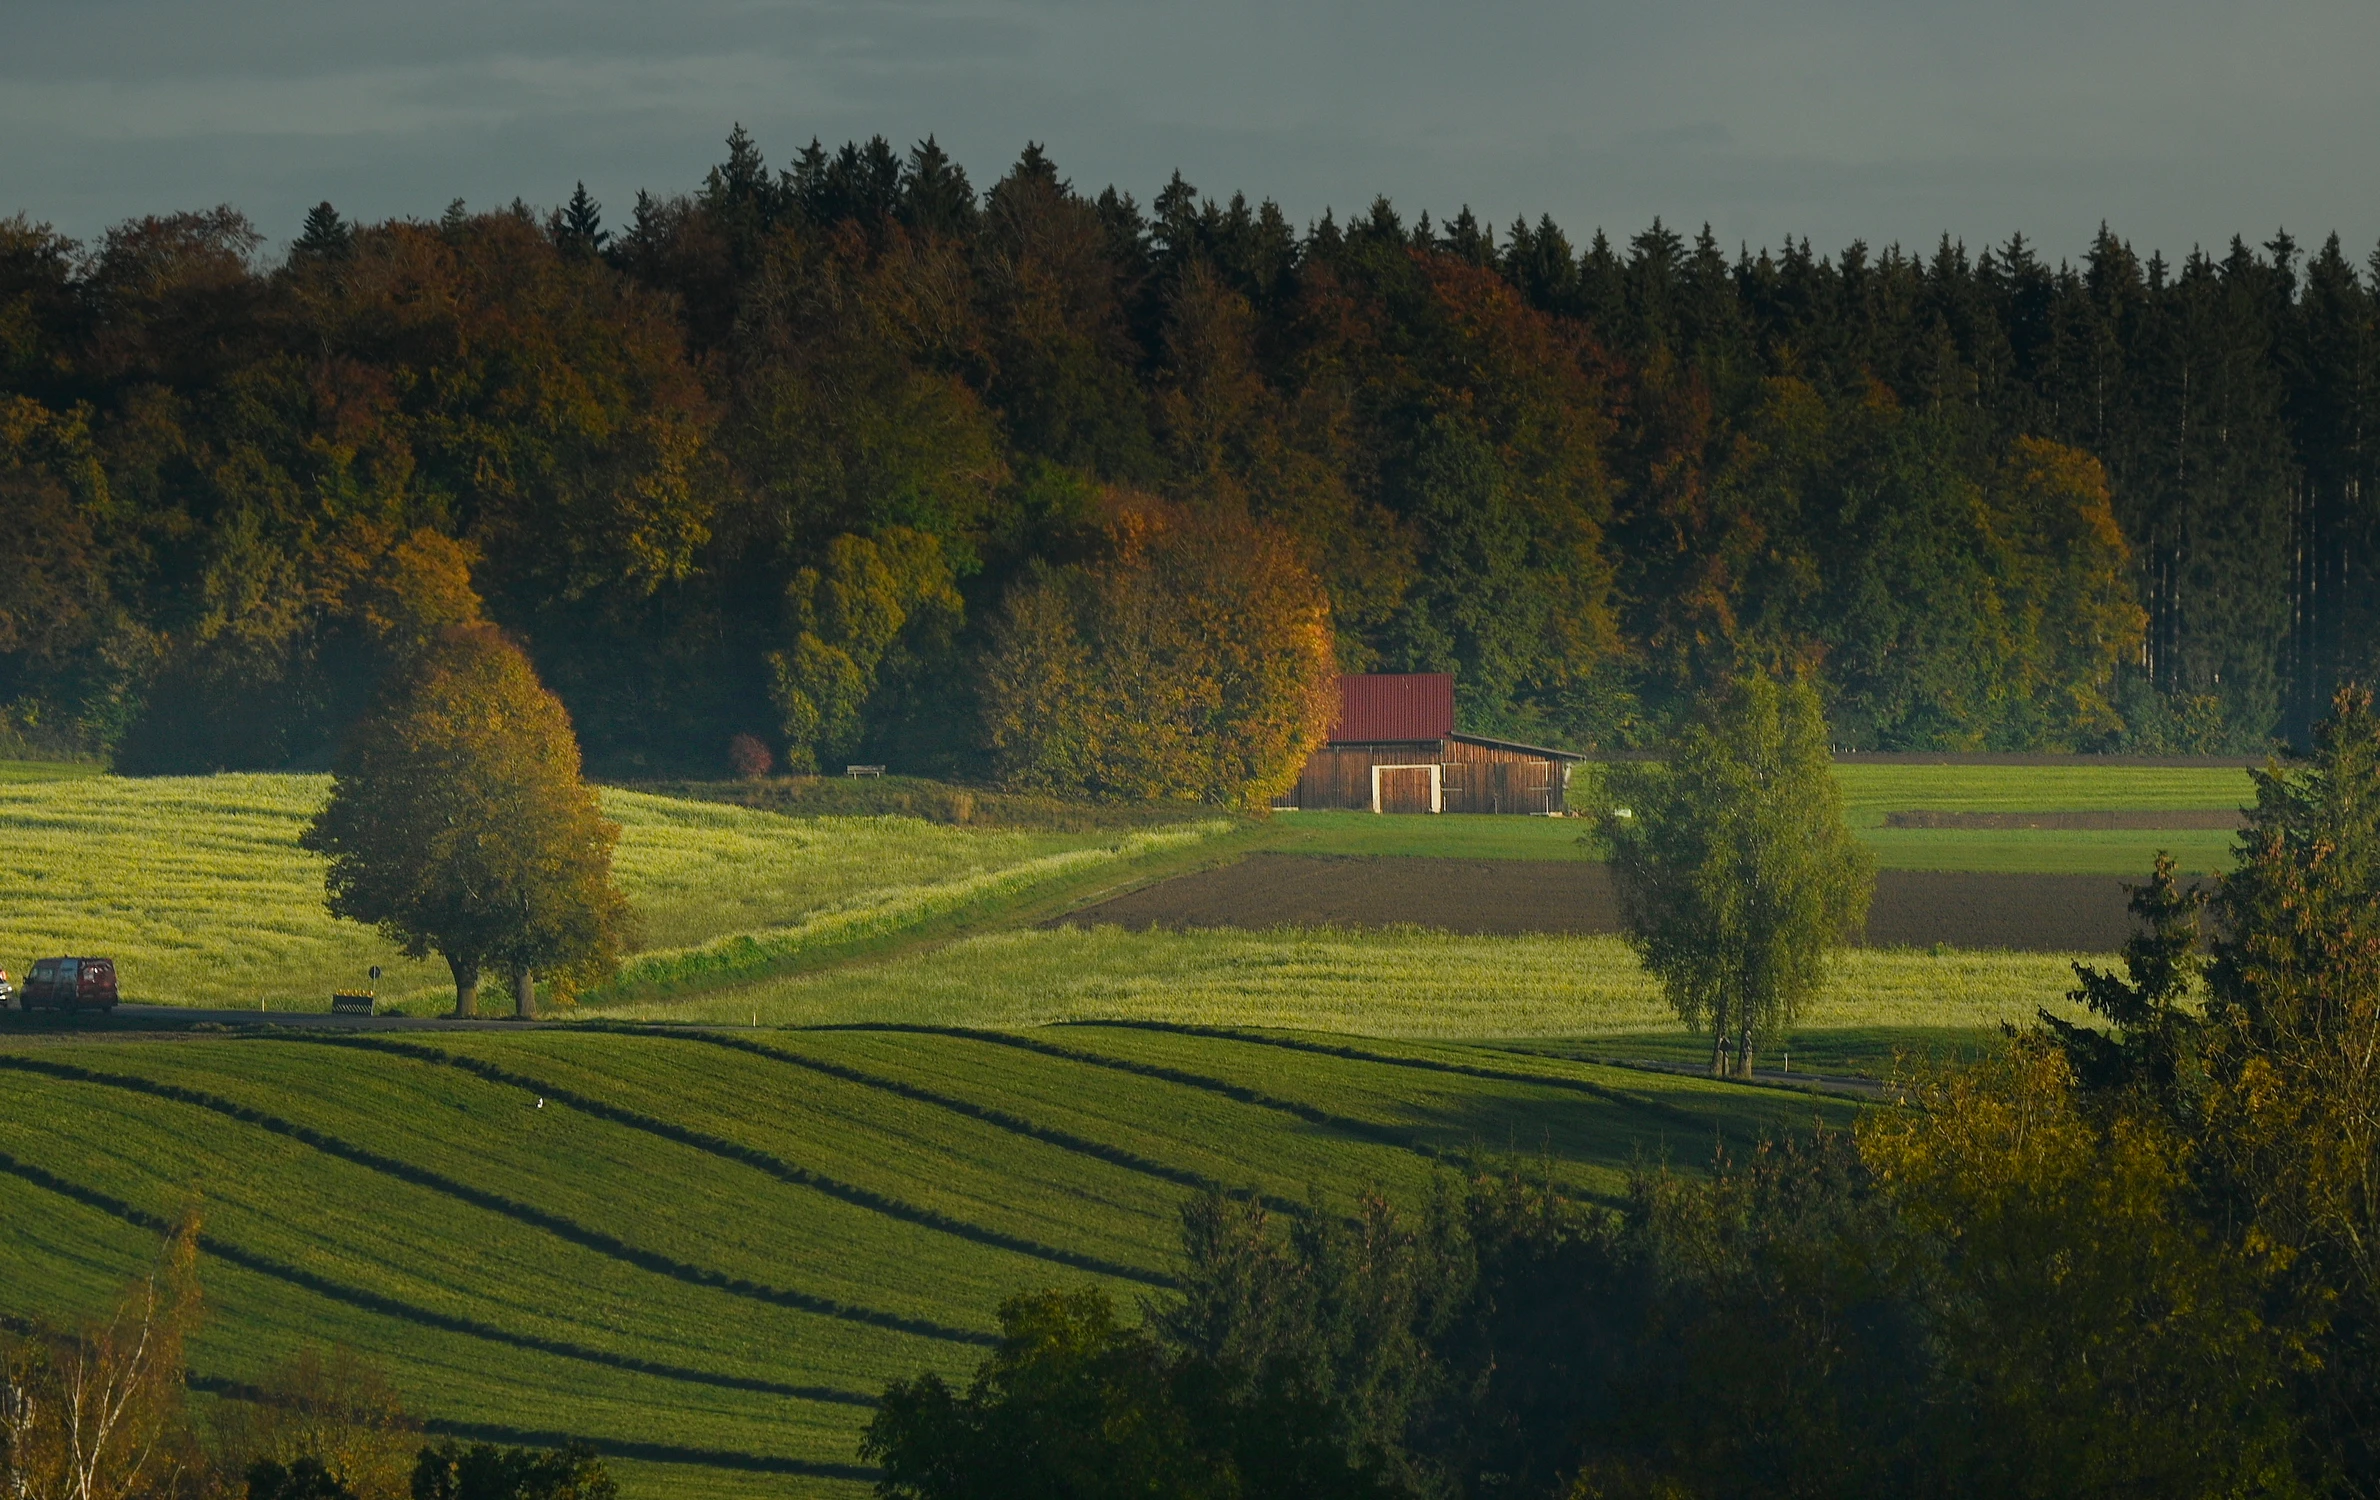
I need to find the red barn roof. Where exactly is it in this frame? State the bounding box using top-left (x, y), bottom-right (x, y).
top-left (1332, 673), bottom-right (1454, 742)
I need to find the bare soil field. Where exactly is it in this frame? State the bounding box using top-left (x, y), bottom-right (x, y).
top-left (1057, 854), bottom-right (2158, 952)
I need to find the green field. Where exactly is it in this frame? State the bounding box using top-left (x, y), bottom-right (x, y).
top-left (0, 760), bottom-right (104, 785)
top-left (589, 925), bottom-right (2092, 1050)
top-left (0, 774), bottom-right (1231, 1010)
top-left (0, 763), bottom-right (2255, 1010)
top-left (1271, 763), bottom-right (2256, 873)
top-left (0, 1026), bottom-right (1847, 1497)
top-left (1824, 761), bottom-right (2256, 817)
top-left (0, 758), bottom-right (2253, 1497)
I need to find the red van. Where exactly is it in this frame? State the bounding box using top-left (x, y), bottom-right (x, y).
top-left (21, 957), bottom-right (118, 1012)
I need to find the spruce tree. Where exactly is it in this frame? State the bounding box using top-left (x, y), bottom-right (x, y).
top-left (557, 181), bottom-right (606, 256)
top-left (899, 135), bottom-right (978, 239)
top-left (293, 201), bottom-right (351, 260)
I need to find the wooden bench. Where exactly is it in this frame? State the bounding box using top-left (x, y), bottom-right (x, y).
top-left (330, 992), bottom-right (376, 1016)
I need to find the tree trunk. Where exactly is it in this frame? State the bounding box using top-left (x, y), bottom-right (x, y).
top-left (513, 964), bottom-right (535, 1020)
top-left (449, 954), bottom-right (480, 1019)
top-left (1710, 1002), bottom-right (1729, 1076)
top-left (1736, 1020), bottom-right (1756, 1079)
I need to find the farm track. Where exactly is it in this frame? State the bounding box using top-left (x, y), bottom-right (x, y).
top-left (274, 1033), bottom-right (1174, 1288)
top-left (0, 1053), bottom-right (989, 1345)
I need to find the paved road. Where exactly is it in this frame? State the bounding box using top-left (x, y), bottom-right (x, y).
top-left (7, 1003), bottom-right (549, 1031)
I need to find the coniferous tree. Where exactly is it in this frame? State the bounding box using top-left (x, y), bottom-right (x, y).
top-left (555, 181), bottom-right (606, 256)
top-left (293, 201), bottom-right (352, 259)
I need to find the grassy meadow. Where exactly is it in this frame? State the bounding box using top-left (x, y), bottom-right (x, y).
top-left (0, 773), bottom-right (1230, 1010)
top-left (586, 924), bottom-right (2092, 1070)
top-left (0, 1027), bottom-right (1847, 1497)
top-left (0, 759), bottom-right (2253, 1008)
top-left (1832, 763), bottom-right (2255, 874)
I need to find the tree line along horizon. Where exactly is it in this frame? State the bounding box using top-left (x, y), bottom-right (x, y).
top-left (4, 127), bottom-right (2377, 789)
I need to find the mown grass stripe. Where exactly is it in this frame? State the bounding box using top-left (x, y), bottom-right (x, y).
top-left (187, 1379), bottom-right (879, 1480)
top-left (0, 1053), bottom-right (979, 1345)
top-left (278, 1033), bottom-right (1173, 1289)
top-left (653, 1029), bottom-right (1241, 1199)
top-left (808, 1024), bottom-right (1484, 1168)
top-left (0, 1149), bottom-right (900, 1395)
top-left (1060, 1020), bottom-right (1719, 1127)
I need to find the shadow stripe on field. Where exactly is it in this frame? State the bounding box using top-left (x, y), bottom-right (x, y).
top-left (1055, 1022), bottom-right (1724, 1125)
top-left (187, 1379), bottom-right (879, 1480)
top-left (278, 1034), bottom-right (1172, 1288)
top-left (645, 1028), bottom-right (1256, 1202)
top-left (0, 1150), bottom-right (889, 1400)
top-left (1055, 855), bottom-right (2156, 952)
top-left (0, 1054), bottom-right (984, 1345)
top-left (809, 1025), bottom-right (1625, 1205)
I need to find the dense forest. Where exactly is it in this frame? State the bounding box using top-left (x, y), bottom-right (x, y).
top-left (3, 129), bottom-right (2375, 778)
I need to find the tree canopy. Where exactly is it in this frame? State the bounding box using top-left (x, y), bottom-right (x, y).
top-left (980, 496), bottom-right (1338, 807)
top-left (301, 621), bottom-right (631, 1015)
top-left (4, 140), bottom-right (2377, 782)
top-left (1600, 672), bottom-right (1873, 1074)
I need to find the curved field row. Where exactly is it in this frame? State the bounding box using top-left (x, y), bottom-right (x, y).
top-left (0, 1027), bottom-right (1845, 1497)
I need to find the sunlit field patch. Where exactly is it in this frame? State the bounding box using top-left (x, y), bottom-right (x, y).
top-left (0, 775), bottom-right (1192, 1008)
top-left (593, 924), bottom-right (2096, 1044)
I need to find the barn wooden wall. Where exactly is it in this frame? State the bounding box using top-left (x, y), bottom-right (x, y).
top-left (1276, 740), bottom-right (1569, 814)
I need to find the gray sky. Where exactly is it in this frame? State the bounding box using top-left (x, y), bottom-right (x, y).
top-left (7, 0), bottom-right (2377, 267)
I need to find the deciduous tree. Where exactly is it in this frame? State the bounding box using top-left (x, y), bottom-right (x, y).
top-left (0, 1218), bottom-right (204, 1500)
top-left (302, 623), bottom-right (632, 1016)
top-left (1602, 672), bottom-right (1872, 1075)
top-left (979, 497), bottom-right (1336, 807)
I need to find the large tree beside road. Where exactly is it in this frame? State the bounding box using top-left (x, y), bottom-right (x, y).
top-left (302, 622), bottom-right (632, 1017)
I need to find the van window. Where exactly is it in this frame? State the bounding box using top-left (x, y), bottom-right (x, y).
top-left (57, 960), bottom-right (80, 981)
top-left (30, 962), bottom-right (53, 981)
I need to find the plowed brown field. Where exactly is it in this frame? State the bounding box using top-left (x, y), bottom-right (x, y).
top-left (1057, 854), bottom-right (2155, 952)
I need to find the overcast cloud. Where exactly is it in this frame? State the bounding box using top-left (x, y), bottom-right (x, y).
top-left (6, 0), bottom-right (2376, 266)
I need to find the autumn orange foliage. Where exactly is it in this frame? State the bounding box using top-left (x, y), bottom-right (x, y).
top-left (981, 496), bottom-right (1337, 808)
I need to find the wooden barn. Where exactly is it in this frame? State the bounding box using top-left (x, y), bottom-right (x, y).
top-left (1275, 673), bottom-right (1583, 814)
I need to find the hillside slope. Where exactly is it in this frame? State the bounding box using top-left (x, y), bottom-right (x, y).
top-left (0, 1026), bottom-right (1848, 1498)
top-left (0, 772), bottom-right (1226, 1009)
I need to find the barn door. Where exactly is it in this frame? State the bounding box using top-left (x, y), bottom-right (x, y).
top-left (1374, 765), bottom-right (1440, 814)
